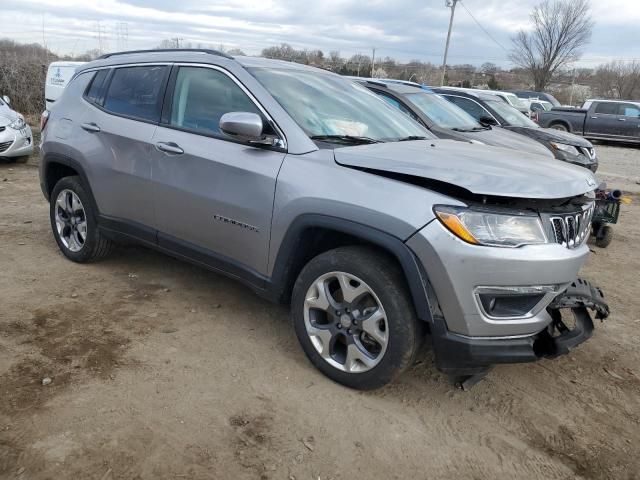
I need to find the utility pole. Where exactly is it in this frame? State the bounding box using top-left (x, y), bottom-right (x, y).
top-left (371, 47), bottom-right (376, 77)
top-left (441, 0), bottom-right (458, 86)
top-left (172, 37), bottom-right (183, 49)
top-left (568, 68), bottom-right (577, 106)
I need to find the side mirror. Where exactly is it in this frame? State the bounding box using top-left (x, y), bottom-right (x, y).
top-left (220, 112), bottom-right (274, 145)
top-left (479, 115), bottom-right (498, 127)
top-left (2, 95), bottom-right (10, 105)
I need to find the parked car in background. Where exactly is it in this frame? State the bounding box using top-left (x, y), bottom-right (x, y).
top-left (40, 49), bottom-right (608, 390)
top-left (45, 61), bottom-right (86, 110)
top-left (0, 95), bottom-right (33, 161)
top-left (433, 87), bottom-right (599, 172)
top-left (539, 99), bottom-right (640, 144)
top-left (358, 79), bottom-right (554, 158)
top-left (487, 90), bottom-right (531, 115)
top-left (527, 99), bottom-right (553, 114)
top-left (510, 90), bottom-right (561, 107)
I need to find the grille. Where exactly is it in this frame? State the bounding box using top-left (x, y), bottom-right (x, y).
top-left (0, 140), bottom-right (13, 153)
top-left (548, 203), bottom-right (595, 249)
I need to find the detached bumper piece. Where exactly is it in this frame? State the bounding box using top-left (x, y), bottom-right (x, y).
top-left (431, 278), bottom-right (610, 386)
top-left (534, 279), bottom-right (609, 359)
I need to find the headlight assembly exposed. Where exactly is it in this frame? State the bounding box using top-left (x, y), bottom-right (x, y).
top-left (434, 206), bottom-right (547, 247)
top-left (550, 142), bottom-right (580, 156)
top-left (8, 117), bottom-right (26, 130)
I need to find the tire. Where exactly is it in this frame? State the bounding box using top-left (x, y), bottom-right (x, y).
top-left (595, 225), bottom-right (614, 248)
top-left (550, 122), bottom-right (569, 132)
top-left (50, 175), bottom-right (114, 262)
top-left (291, 246), bottom-right (422, 390)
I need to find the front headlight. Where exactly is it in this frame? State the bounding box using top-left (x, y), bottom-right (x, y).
top-left (550, 142), bottom-right (580, 156)
top-left (434, 206), bottom-right (548, 247)
top-left (9, 117), bottom-right (26, 130)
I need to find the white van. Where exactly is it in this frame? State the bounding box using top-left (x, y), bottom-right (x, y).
top-left (45, 61), bottom-right (86, 110)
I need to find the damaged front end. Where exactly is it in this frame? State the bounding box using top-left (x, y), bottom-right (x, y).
top-left (534, 278), bottom-right (610, 359)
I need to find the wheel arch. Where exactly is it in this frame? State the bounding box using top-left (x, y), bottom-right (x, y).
top-left (41, 154), bottom-right (94, 203)
top-left (549, 120), bottom-right (572, 132)
top-left (268, 214), bottom-right (434, 323)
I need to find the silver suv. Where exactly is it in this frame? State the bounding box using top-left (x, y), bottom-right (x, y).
top-left (40, 50), bottom-right (609, 389)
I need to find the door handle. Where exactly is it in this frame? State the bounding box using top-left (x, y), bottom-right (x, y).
top-left (155, 142), bottom-right (184, 155)
top-left (590, 116), bottom-right (598, 119)
top-left (81, 122), bottom-right (101, 133)
top-left (618, 118), bottom-right (627, 121)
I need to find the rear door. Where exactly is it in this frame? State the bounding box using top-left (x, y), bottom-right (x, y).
top-left (150, 64), bottom-right (286, 277)
top-left (585, 102), bottom-right (622, 137)
top-left (616, 103), bottom-right (640, 140)
top-left (79, 64), bottom-right (169, 233)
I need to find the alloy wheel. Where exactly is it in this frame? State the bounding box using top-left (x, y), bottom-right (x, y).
top-left (54, 189), bottom-right (87, 252)
top-left (303, 271), bottom-right (389, 373)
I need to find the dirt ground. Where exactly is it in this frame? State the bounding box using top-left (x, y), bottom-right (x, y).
top-left (1, 142), bottom-right (639, 480)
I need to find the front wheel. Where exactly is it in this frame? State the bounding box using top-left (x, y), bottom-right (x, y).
top-left (291, 247), bottom-right (422, 390)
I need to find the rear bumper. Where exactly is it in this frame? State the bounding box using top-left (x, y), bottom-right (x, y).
top-left (430, 279), bottom-right (609, 375)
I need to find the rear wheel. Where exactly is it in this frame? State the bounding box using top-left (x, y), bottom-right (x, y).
top-left (50, 175), bottom-right (114, 262)
top-left (291, 247), bottom-right (421, 390)
top-left (550, 123), bottom-right (569, 132)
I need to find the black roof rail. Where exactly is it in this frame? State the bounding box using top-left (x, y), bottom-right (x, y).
top-left (98, 48), bottom-right (234, 60)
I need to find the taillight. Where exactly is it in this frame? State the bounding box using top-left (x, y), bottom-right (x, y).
top-left (40, 110), bottom-right (49, 131)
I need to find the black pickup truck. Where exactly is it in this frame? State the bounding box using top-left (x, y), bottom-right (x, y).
top-left (539, 99), bottom-right (640, 144)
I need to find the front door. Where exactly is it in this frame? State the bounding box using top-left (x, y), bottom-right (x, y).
top-left (151, 65), bottom-right (286, 278)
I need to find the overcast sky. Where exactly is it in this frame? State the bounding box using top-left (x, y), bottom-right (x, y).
top-left (2, 0), bottom-right (639, 67)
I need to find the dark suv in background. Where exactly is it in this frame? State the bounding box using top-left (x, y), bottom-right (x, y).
top-left (433, 87), bottom-right (599, 172)
top-left (358, 79), bottom-right (554, 158)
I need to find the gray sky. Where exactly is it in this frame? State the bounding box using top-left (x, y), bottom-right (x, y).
top-left (2, 0), bottom-right (639, 67)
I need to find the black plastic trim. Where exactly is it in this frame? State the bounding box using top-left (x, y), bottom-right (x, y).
top-left (268, 214), bottom-right (434, 322)
top-left (41, 153), bottom-right (95, 204)
top-left (99, 48), bottom-right (233, 60)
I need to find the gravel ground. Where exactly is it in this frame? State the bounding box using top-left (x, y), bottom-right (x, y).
top-left (1, 141), bottom-right (639, 480)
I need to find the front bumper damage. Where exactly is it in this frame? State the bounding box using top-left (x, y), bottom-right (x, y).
top-left (430, 278), bottom-right (610, 385)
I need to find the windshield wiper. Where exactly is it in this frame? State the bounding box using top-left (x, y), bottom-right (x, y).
top-left (310, 135), bottom-right (382, 144)
top-left (396, 135), bottom-right (430, 142)
top-left (451, 126), bottom-right (490, 132)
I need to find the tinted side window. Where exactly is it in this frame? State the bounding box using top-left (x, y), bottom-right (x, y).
top-left (85, 69), bottom-right (109, 105)
top-left (170, 67), bottom-right (261, 136)
top-left (103, 66), bottom-right (167, 122)
top-left (445, 96), bottom-right (487, 120)
top-left (594, 102), bottom-right (618, 115)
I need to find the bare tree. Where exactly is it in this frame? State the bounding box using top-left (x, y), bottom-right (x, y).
top-left (510, 0), bottom-right (593, 91)
top-left (593, 61), bottom-right (640, 99)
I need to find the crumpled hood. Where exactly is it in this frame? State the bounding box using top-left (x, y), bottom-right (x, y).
top-left (506, 126), bottom-right (593, 148)
top-left (334, 139), bottom-right (598, 199)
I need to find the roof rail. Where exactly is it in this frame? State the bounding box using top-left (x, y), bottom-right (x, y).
top-left (98, 48), bottom-right (233, 60)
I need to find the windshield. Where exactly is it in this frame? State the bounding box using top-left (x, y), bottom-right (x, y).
top-left (487, 99), bottom-right (539, 127)
top-left (405, 92), bottom-right (482, 130)
top-left (506, 94), bottom-right (528, 110)
top-left (249, 67), bottom-right (431, 142)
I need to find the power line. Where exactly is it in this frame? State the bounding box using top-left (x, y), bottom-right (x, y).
top-left (458, 1), bottom-right (510, 53)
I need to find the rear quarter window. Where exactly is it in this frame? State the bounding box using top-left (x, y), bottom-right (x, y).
top-left (103, 66), bottom-right (168, 122)
top-left (84, 69), bottom-right (110, 105)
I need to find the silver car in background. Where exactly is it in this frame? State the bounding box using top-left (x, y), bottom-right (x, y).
top-left (0, 95), bottom-right (34, 160)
